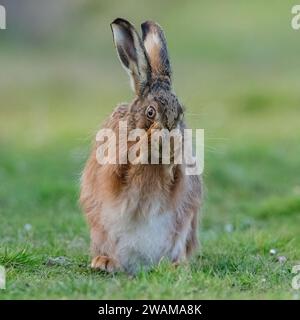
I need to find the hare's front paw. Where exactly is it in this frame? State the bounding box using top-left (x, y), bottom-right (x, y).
top-left (91, 255), bottom-right (120, 273)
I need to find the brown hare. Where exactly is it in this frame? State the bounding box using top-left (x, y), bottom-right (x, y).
top-left (80, 18), bottom-right (202, 274)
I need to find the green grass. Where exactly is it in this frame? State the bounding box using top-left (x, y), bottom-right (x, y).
top-left (1, 0), bottom-right (300, 299)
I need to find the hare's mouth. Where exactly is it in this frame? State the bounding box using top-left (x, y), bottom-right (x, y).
top-left (146, 121), bottom-right (162, 133)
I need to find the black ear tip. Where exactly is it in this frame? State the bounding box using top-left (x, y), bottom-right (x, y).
top-left (141, 21), bottom-right (165, 40)
top-left (111, 18), bottom-right (131, 28)
top-left (141, 21), bottom-right (151, 37)
top-left (141, 20), bottom-right (157, 30)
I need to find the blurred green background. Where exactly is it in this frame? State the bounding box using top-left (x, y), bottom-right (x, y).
top-left (0, 0), bottom-right (300, 299)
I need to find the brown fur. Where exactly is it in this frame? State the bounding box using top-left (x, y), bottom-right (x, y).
top-left (80, 18), bottom-right (202, 274)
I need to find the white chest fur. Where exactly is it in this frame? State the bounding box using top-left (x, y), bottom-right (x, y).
top-left (101, 188), bottom-right (176, 273)
top-left (118, 211), bottom-right (174, 272)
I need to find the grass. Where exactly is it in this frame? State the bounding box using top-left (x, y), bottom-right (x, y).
top-left (1, 0), bottom-right (300, 299)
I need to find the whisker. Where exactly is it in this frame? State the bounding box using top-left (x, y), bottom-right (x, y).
top-left (204, 147), bottom-right (226, 155)
top-left (205, 137), bottom-right (229, 141)
top-left (185, 112), bottom-right (209, 117)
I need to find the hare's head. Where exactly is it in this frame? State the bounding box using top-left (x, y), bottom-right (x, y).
top-left (111, 18), bottom-right (183, 131)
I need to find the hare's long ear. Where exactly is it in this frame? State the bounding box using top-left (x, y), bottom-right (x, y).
top-left (111, 18), bottom-right (152, 96)
top-left (141, 21), bottom-right (171, 82)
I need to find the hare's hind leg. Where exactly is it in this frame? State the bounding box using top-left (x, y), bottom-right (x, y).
top-left (91, 255), bottom-right (120, 273)
top-left (89, 220), bottom-right (120, 273)
top-left (185, 210), bottom-right (199, 257)
top-left (171, 208), bottom-right (199, 265)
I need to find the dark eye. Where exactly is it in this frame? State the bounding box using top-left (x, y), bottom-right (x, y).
top-left (146, 105), bottom-right (156, 119)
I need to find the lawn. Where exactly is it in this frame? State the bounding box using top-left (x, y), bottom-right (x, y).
top-left (0, 0), bottom-right (300, 299)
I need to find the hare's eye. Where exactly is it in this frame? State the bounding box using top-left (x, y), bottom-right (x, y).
top-left (146, 105), bottom-right (156, 119)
